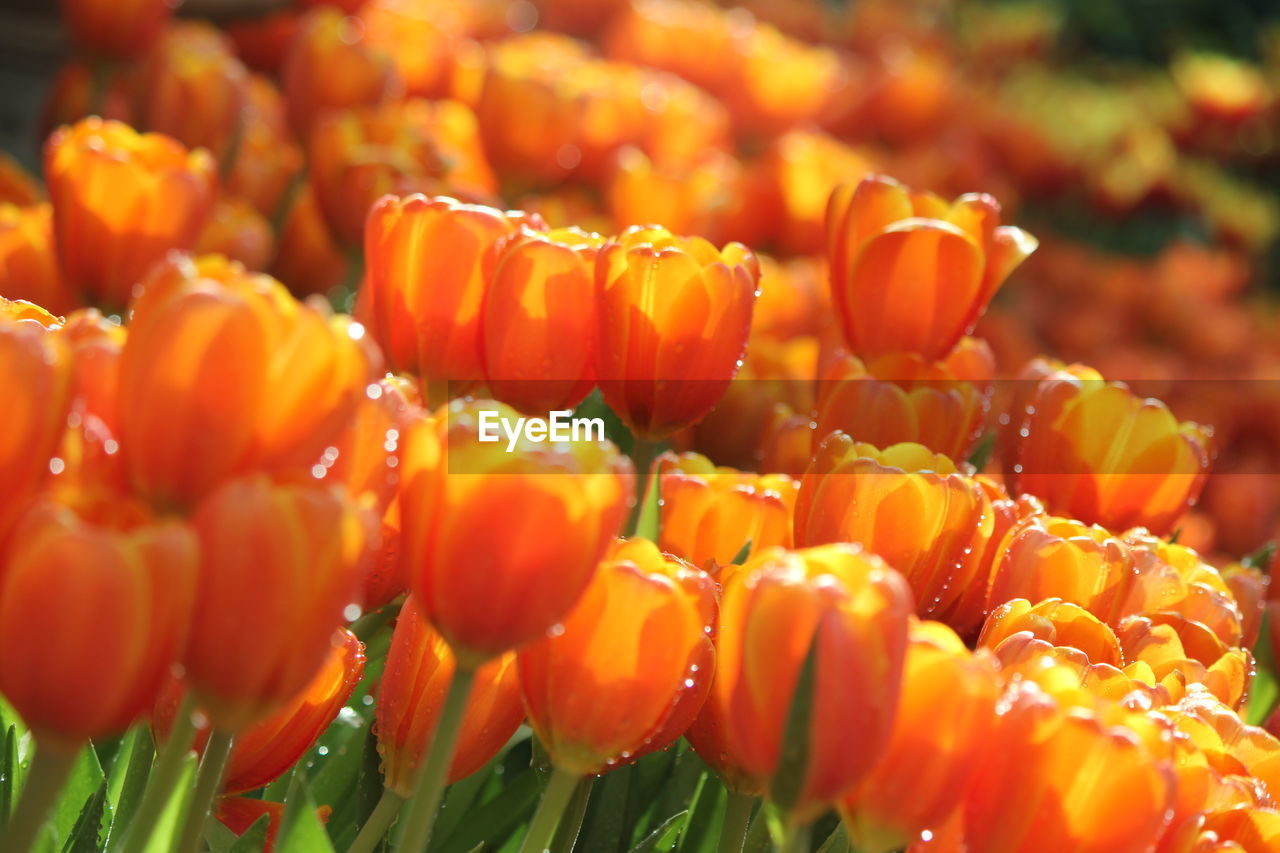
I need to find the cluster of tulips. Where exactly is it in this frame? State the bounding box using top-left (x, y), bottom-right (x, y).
top-left (1, 0), bottom-right (1279, 852)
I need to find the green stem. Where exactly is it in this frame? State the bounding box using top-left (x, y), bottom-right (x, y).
top-left (717, 792), bottom-right (756, 853)
top-left (626, 438), bottom-right (661, 537)
top-left (517, 767), bottom-right (581, 853)
top-left (0, 743), bottom-right (78, 853)
top-left (349, 598), bottom-right (402, 643)
top-left (115, 693), bottom-right (199, 853)
top-left (780, 821), bottom-right (812, 853)
top-left (395, 667), bottom-right (476, 853)
top-left (549, 777), bottom-right (592, 852)
top-left (174, 728), bottom-right (235, 853)
top-left (347, 788), bottom-right (405, 853)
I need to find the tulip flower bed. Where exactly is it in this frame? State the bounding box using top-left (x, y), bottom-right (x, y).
top-left (2, 0), bottom-right (1280, 852)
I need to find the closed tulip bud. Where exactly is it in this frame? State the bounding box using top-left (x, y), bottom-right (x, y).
top-left (133, 23), bottom-right (250, 165)
top-left (0, 316), bottom-right (72, 545)
top-left (482, 227), bottom-right (602, 415)
top-left (153, 627), bottom-right (366, 795)
top-left (0, 203), bottom-right (75, 315)
top-left (195, 196), bottom-right (275, 273)
top-left (814, 337), bottom-right (994, 461)
top-left (312, 99), bottom-right (498, 249)
top-left (326, 374), bottom-right (422, 515)
top-left (188, 475), bottom-right (373, 731)
top-left (0, 499), bottom-right (197, 748)
top-left (59, 0), bottom-right (172, 59)
top-left (60, 306), bottom-right (126, 439)
top-left (986, 515), bottom-right (1137, 626)
top-left (688, 544), bottom-right (912, 821)
top-left (963, 685), bottom-right (1174, 853)
top-left (400, 400), bottom-right (633, 667)
top-left (519, 538), bottom-right (716, 774)
top-left (595, 225), bottom-right (760, 439)
top-left (376, 596), bottom-right (523, 794)
top-left (840, 620), bottom-right (1001, 853)
top-left (979, 598), bottom-right (1124, 667)
top-left (826, 174), bottom-right (1037, 360)
top-left (363, 195), bottom-right (539, 392)
top-left (282, 7), bottom-right (401, 136)
top-left (795, 434), bottom-right (995, 625)
top-left (1009, 366), bottom-right (1212, 535)
top-left (119, 254), bottom-right (377, 510)
top-left (45, 118), bottom-right (217, 309)
top-left (657, 451), bottom-right (797, 568)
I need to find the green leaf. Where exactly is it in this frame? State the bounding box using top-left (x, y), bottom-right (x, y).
top-left (674, 774), bottom-right (721, 853)
top-left (728, 540), bottom-right (753, 566)
top-left (1245, 541), bottom-right (1276, 572)
top-left (434, 756), bottom-right (501, 847)
top-left (276, 772), bottom-right (336, 853)
top-left (628, 810), bottom-right (687, 853)
top-left (624, 750), bottom-right (678, 845)
top-left (578, 765), bottom-right (632, 853)
top-left (769, 633), bottom-right (818, 815)
top-left (549, 777), bottom-right (593, 852)
top-left (632, 467), bottom-right (661, 541)
top-left (227, 815), bottom-right (272, 853)
top-left (61, 780), bottom-right (107, 853)
top-left (308, 714), bottom-right (373, 848)
top-left (436, 764), bottom-right (542, 853)
top-left (42, 745), bottom-right (106, 851)
top-left (141, 751), bottom-right (197, 853)
top-left (966, 431), bottom-right (995, 472)
top-left (815, 822), bottom-right (850, 853)
top-left (1249, 609), bottom-right (1279, 725)
top-left (1, 724), bottom-right (17, 832)
top-left (102, 726), bottom-right (154, 850)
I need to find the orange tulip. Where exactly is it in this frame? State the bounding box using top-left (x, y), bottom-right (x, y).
top-left (963, 684), bottom-right (1174, 853)
top-left (1009, 365), bottom-right (1212, 535)
top-left (795, 435), bottom-right (995, 624)
top-left (226, 76), bottom-right (305, 219)
top-left (358, 0), bottom-right (465, 99)
top-left (153, 627), bottom-right (366, 795)
top-left (979, 598), bottom-right (1125, 667)
top-left (58, 308), bottom-right (126, 475)
top-left (214, 800), bottom-right (286, 853)
top-left (481, 227), bottom-right (602, 415)
top-left (0, 316), bottom-right (71, 545)
top-left (606, 148), bottom-right (749, 246)
top-left (119, 254), bottom-right (377, 510)
top-left (657, 451), bottom-right (797, 568)
top-left (687, 544), bottom-right (912, 821)
top-left (376, 596), bottom-right (523, 793)
top-left (595, 225), bottom-right (759, 439)
top-left (187, 475), bottom-right (372, 731)
top-left (840, 620), bottom-right (1000, 853)
top-left (311, 99), bottom-right (498, 248)
top-left (1222, 562), bottom-right (1267, 649)
top-left (1117, 613), bottom-right (1251, 710)
top-left (44, 118), bottom-right (217, 309)
top-left (519, 538), bottom-right (715, 774)
top-left (0, 152), bottom-right (43, 207)
top-left (0, 498), bottom-right (197, 749)
top-left (1123, 530), bottom-right (1244, 648)
top-left (0, 202), bottom-right (75, 316)
top-left (325, 374), bottom-right (422, 515)
top-left (826, 174), bottom-right (1037, 360)
top-left (814, 336), bottom-right (995, 461)
top-left (133, 23), bottom-right (250, 165)
top-left (59, 0), bottom-right (172, 59)
top-left (282, 7), bottom-right (401, 136)
top-left (399, 400), bottom-right (633, 667)
top-left (270, 182), bottom-right (350, 298)
top-left (363, 195), bottom-right (538, 392)
top-left (195, 196), bottom-right (276, 272)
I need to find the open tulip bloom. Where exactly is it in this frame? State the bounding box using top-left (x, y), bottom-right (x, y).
top-left (3, 3), bottom-right (1280, 853)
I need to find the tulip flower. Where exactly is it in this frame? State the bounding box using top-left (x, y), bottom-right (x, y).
top-left (270, 183), bottom-right (350, 297)
top-left (1123, 530), bottom-right (1244, 648)
top-left (282, 7), bottom-right (401, 136)
top-left (153, 628), bottom-right (366, 795)
top-left (687, 544), bottom-right (912, 826)
top-left (118, 254), bottom-right (377, 510)
top-left (0, 203), bottom-right (75, 315)
top-left (814, 336), bottom-right (995, 461)
top-left (312, 99), bottom-right (498, 249)
top-left (519, 538), bottom-right (716, 774)
top-left (595, 225), bottom-right (760, 439)
top-left (1222, 562), bottom-right (1267, 648)
top-left (0, 498), bottom-right (197, 748)
top-left (481, 227), bottom-right (603, 415)
top-left (979, 598), bottom-right (1125, 667)
top-left (358, 0), bottom-right (465, 99)
top-left (375, 597), bottom-right (524, 795)
top-left (1009, 365), bottom-right (1212, 535)
top-left (761, 130), bottom-right (876, 256)
top-left (399, 399), bottom-right (633, 667)
top-left (840, 620), bottom-right (1000, 853)
top-left (133, 23), bottom-right (250, 165)
top-left (44, 118), bottom-right (217, 309)
top-left (187, 475), bottom-right (372, 732)
top-left (826, 174), bottom-right (1037, 360)
top-left (963, 684), bottom-right (1174, 853)
top-left (363, 195), bottom-right (538, 393)
top-left (195, 196), bottom-right (276, 272)
top-left (325, 374), bottom-right (422, 515)
top-left (226, 76), bottom-right (304, 218)
top-left (795, 434), bottom-right (994, 624)
top-left (657, 451), bottom-right (797, 568)
top-left (59, 0), bottom-right (172, 59)
top-left (0, 316), bottom-right (71, 545)
top-left (1117, 613), bottom-right (1250, 709)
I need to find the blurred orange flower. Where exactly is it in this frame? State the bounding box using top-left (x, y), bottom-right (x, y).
top-left (0, 203), bottom-right (75, 315)
top-left (44, 118), bottom-right (217, 309)
top-left (519, 538), bottom-right (715, 774)
top-left (195, 196), bottom-right (276, 272)
top-left (60, 0), bottom-right (172, 59)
